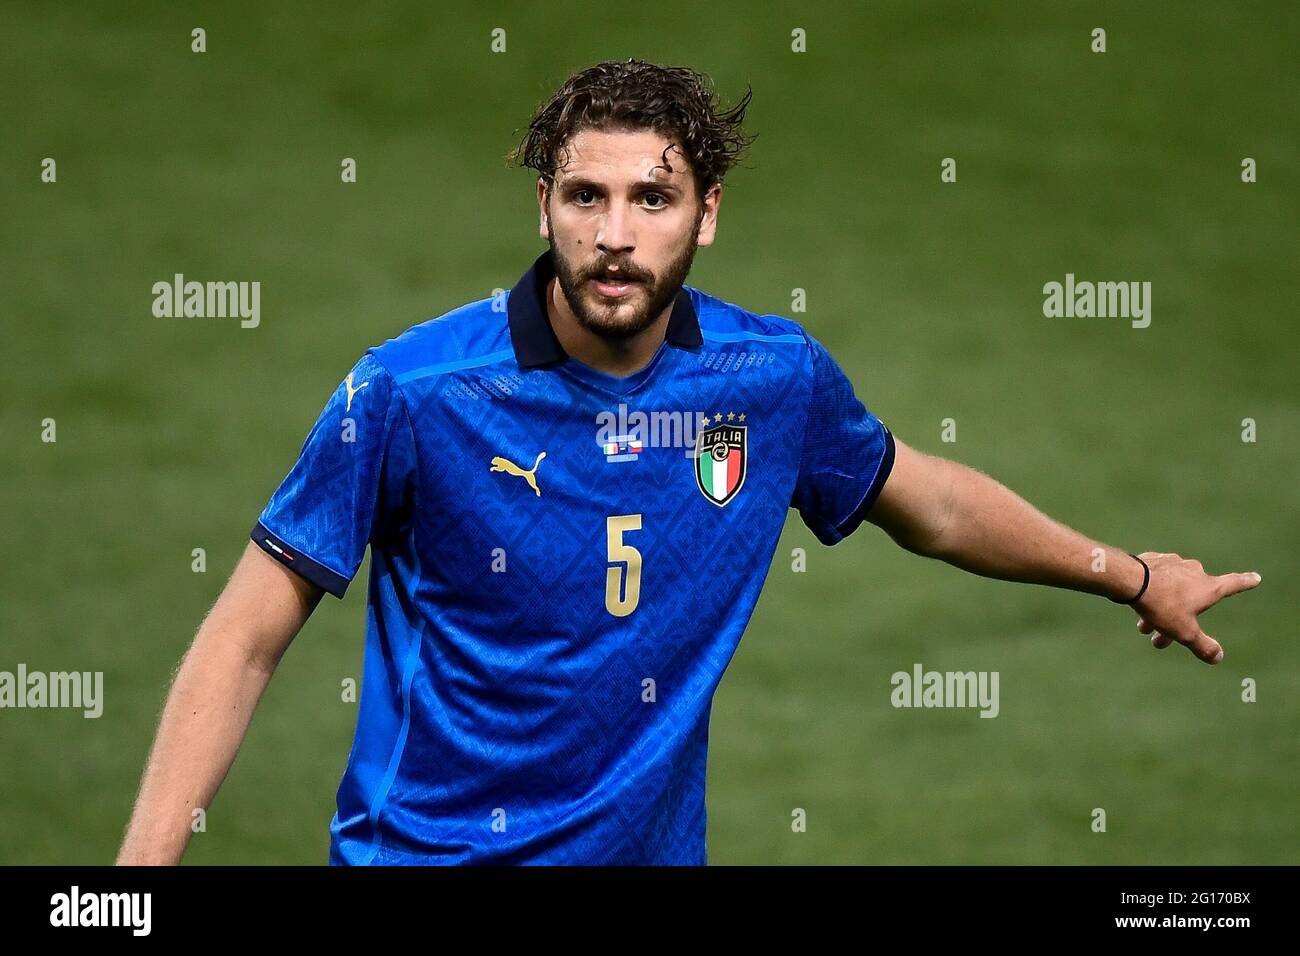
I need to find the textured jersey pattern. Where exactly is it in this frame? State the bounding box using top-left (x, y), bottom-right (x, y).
top-left (253, 272), bottom-right (892, 865)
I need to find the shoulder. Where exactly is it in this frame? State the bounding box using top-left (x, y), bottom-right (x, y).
top-left (365, 294), bottom-right (515, 386)
top-left (686, 287), bottom-right (821, 384)
top-left (688, 286), bottom-right (814, 349)
top-left (687, 288), bottom-right (871, 403)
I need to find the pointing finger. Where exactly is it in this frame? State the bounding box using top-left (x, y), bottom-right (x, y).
top-left (1215, 571), bottom-right (1262, 601)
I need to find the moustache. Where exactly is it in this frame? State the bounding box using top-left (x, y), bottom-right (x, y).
top-left (586, 262), bottom-right (651, 285)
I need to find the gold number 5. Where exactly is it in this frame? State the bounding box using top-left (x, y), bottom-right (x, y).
top-left (605, 514), bottom-right (643, 617)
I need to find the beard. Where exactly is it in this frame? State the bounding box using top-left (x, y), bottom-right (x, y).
top-left (548, 219), bottom-right (701, 342)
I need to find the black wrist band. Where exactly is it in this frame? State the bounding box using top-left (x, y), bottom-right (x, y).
top-left (1109, 553), bottom-right (1150, 605)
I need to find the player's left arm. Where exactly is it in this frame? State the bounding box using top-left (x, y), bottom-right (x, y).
top-left (865, 436), bottom-right (1263, 665)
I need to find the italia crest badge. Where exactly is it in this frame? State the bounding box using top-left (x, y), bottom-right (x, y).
top-left (694, 418), bottom-right (747, 507)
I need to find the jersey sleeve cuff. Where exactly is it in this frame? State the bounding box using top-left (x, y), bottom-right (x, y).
top-left (251, 521), bottom-right (350, 598)
top-left (830, 426), bottom-right (897, 544)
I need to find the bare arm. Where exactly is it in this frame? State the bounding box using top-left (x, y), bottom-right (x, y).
top-left (116, 542), bottom-right (324, 864)
top-left (866, 437), bottom-right (1262, 665)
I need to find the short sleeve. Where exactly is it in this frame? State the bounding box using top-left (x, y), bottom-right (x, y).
top-left (790, 333), bottom-right (895, 545)
top-left (251, 352), bottom-right (416, 597)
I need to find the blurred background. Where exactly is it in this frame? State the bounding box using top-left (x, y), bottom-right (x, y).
top-left (1, 1), bottom-right (1295, 864)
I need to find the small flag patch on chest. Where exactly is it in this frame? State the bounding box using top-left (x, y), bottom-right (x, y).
top-left (603, 435), bottom-right (644, 463)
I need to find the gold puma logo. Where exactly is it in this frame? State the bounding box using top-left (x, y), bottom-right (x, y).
top-left (344, 372), bottom-right (369, 412)
top-left (490, 451), bottom-right (546, 497)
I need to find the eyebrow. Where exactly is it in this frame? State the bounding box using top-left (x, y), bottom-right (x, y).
top-left (558, 176), bottom-right (684, 196)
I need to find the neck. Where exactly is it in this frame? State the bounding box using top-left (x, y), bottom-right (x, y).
top-left (546, 277), bottom-right (674, 377)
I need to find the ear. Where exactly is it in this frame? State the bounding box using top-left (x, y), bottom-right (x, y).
top-left (537, 177), bottom-right (551, 241)
top-left (695, 182), bottom-right (723, 247)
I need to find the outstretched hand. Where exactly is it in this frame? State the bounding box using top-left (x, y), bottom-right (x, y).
top-left (1131, 552), bottom-right (1262, 664)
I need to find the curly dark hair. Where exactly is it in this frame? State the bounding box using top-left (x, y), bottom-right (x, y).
top-left (508, 58), bottom-right (756, 202)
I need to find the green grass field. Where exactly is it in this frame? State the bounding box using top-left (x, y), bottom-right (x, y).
top-left (2, 1), bottom-right (1296, 864)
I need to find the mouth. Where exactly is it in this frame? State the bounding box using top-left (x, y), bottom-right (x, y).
top-left (590, 276), bottom-right (641, 299)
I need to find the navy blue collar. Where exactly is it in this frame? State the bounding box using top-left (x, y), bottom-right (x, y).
top-left (506, 249), bottom-right (703, 369)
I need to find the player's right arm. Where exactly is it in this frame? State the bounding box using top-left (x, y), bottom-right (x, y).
top-left (116, 352), bottom-right (412, 864)
top-left (115, 542), bottom-right (323, 865)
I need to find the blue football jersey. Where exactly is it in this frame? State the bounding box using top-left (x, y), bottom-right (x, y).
top-left (252, 249), bottom-right (894, 864)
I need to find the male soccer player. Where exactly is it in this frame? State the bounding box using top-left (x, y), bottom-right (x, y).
top-left (117, 59), bottom-right (1262, 865)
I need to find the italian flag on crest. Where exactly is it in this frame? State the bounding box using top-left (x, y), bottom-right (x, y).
top-left (694, 424), bottom-right (747, 506)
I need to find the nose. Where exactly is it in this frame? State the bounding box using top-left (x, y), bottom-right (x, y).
top-left (595, 200), bottom-right (635, 259)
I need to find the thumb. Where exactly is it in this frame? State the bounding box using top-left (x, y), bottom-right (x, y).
top-left (1184, 628), bottom-right (1224, 665)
